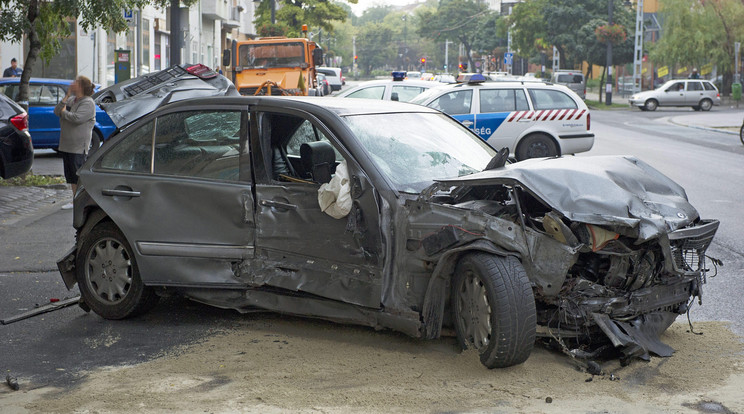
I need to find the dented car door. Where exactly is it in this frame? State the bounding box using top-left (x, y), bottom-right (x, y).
top-left (247, 108), bottom-right (385, 308)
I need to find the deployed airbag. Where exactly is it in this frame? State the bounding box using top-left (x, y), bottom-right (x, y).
top-left (318, 161), bottom-right (352, 219)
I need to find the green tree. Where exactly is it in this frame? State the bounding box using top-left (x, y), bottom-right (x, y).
top-left (0, 0), bottom-right (192, 110)
top-left (651, 0), bottom-right (744, 94)
top-left (356, 22), bottom-right (394, 75)
top-left (254, 0), bottom-right (357, 37)
top-left (417, 0), bottom-right (494, 71)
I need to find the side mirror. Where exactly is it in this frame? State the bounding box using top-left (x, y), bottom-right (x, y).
top-left (312, 48), bottom-right (324, 67)
top-left (391, 92), bottom-right (399, 101)
top-left (222, 49), bottom-right (232, 67)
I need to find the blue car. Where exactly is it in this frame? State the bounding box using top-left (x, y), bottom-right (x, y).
top-left (0, 78), bottom-right (116, 151)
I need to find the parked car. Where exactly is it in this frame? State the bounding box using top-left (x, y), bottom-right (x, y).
top-left (316, 73), bottom-right (331, 96)
top-left (337, 73), bottom-right (434, 102)
top-left (410, 74), bottom-right (593, 160)
top-left (629, 79), bottom-right (721, 111)
top-left (550, 70), bottom-right (586, 100)
top-left (316, 67), bottom-right (343, 92)
top-left (0, 93), bottom-right (33, 179)
top-left (0, 78), bottom-right (116, 152)
top-left (57, 87), bottom-right (719, 369)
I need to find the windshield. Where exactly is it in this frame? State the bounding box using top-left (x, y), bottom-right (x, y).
top-left (344, 112), bottom-right (495, 193)
top-left (408, 85), bottom-right (451, 105)
top-left (239, 42), bottom-right (306, 69)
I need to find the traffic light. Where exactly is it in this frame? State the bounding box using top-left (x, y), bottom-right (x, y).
top-left (420, 57), bottom-right (426, 64)
top-left (354, 55), bottom-right (358, 62)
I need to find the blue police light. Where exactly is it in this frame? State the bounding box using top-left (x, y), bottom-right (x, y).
top-left (392, 71), bottom-right (406, 81)
top-left (456, 73), bottom-right (487, 84)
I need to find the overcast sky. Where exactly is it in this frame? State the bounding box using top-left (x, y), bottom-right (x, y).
top-left (349, 0), bottom-right (421, 16)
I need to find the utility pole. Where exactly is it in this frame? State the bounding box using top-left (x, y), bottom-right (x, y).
top-left (170, 0), bottom-right (181, 66)
top-left (352, 35), bottom-right (357, 78)
top-left (445, 39), bottom-right (453, 73)
top-left (271, 0), bottom-right (276, 24)
top-left (606, 0), bottom-right (614, 105)
top-left (632, 0), bottom-right (644, 93)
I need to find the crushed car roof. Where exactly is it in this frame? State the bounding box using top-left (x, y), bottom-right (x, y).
top-left (437, 155), bottom-right (699, 241)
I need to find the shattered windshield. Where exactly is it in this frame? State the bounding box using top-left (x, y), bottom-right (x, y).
top-left (344, 112), bottom-right (495, 193)
top-left (239, 42), bottom-right (306, 69)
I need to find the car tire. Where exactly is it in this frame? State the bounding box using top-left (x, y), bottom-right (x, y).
top-left (516, 133), bottom-right (558, 161)
top-left (451, 253), bottom-right (536, 369)
top-left (692, 105), bottom-right (701, 111)
top-left (644, 99), bottom-right (658, 111)
top-left (700, 99), bottom-right (713, 112)
top-left (740, 123), bottom-right (744, 146)
top-left (76, 221), bottom-right (159, 319)
top-left (89, 130), bottom-right (103, 155)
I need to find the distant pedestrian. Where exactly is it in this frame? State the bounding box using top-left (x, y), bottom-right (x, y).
top-left (216, 66), bottom-right (223, 75)
top-left (54, 76), bottom-right (96, 210)
top-left (3, 58), bottom-right (22, 77)
top-left (689, 68), bottom-right (700, 79)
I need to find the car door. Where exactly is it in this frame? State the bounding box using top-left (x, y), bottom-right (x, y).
top-left (251, 108), bottom-right (384, 308)
top-left (685, 81), bottom-right (704, 105)
top-left (476, 87), bottom-right (531, 150)
top-left (663, 81), bottom-right (686, 105)
top-left (28, 83), bottom-right (66, 148)
top-left (81, 105), bottom-right (255, 288)
top-left (427, 89), bottom-right (474, 132)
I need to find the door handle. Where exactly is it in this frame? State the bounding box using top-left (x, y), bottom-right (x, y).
top-left (260, 199), bottom-right (297, 211)
top-left (102, 188), bottom-right (141, 198)
top-left (518, 118), bottom-right (533, 122)
top-left (461, 120), bottom-right (473, 127)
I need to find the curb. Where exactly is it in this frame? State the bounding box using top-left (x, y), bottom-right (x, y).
top-left (666, 117), bottom-right (739, 136)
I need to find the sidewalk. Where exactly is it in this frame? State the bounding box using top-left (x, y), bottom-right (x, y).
top-left (666, 112), bottom-right (743, 135)
top-left (0, 185), bottom-right (70, 227)
top-left (585, 90), bottom-right (629, 105)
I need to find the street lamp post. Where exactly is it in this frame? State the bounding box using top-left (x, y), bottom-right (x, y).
top-left (270, 0), bottom-right (275, 24)
top-left (606, 0), bottom-right (614, 105)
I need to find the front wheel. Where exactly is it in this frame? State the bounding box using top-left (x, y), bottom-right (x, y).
top-left (644, 99), bottom-right (658, 111)
top-left (516, 134), bottom-right (558, 161)
top-left (700, 99), bottom-right (713, 112)
top-left (452, 253), bottom-right (536, 369)
top-left (76, 221), bottom-right (159, 319)
top-left (740, 123), bottom-right (744, 146)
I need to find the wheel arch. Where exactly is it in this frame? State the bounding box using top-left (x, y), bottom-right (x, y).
top-left (420, 239), bottom-right (520, 340)
top-left (515, 130), bottom-right (562, 157)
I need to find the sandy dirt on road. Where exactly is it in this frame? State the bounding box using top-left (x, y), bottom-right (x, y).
top-left (3, 316), bottom-right (743, 414)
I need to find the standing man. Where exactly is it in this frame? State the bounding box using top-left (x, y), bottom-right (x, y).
top-left (3, 58), bottom-right (22, 77)
top-left (689, 68), bottom-right (700, 79)
top-left (54, 76), bottom-right (96, 210)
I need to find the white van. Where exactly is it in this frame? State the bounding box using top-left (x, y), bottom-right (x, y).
top-left (317, 67), bottom-right (343, 92)
top-left (551, 70), bottom-right (586, 100)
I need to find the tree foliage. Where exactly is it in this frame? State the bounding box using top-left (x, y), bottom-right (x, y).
top-left (355, 22), bottom-right (394, 75)
top-left (254, 0), bottom-right (356, 36)
top-left (0, 0), bottom-right (195, 108)
top-left (508, 0), bottom-right (635, 69)
top-left (651, 0), bottom-right (744, 92)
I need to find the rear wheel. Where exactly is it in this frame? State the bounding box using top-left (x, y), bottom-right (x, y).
top-left (692, 105), bottom-right (701, 111)
top-left (700, 98), bottom-right (713, 112)
top-left (76, 221), bottom-right (158, 319)
top-left (644, 99), bottom-right (658, 111)
top-left (739, 122), bottom-right (744, 146)
top-left (89, 130), bottom-right (103, 155)
top-left (516, 133), bottom-right (558, 161)
top-left (452, 253), bottom-right (536, 368)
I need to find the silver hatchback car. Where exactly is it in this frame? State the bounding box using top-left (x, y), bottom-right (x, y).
top-left (629, 79), bottom-right (721, 111)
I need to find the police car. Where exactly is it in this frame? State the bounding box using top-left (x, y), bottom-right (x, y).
top-left (337, 71), bottom-right (435, 102)
top-left (409, 73), bottom-right (594, 160)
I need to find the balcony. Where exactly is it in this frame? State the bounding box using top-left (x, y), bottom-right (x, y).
top-left (202, 0), bottom-right (230, 21)
top-left (224, 6), bottom-right (241, 29)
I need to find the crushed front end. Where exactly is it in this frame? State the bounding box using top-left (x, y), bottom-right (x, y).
top-left (433, 155), bottom-right (721, 363)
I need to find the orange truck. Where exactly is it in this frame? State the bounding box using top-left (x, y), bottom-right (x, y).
top-left (225, 34), bottom-right (324, 96)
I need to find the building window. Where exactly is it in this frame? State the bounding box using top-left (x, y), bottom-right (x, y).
top-left (142, 19), bottom-right (150, 73)
top-left (154, 34), bottom-right (161, 71)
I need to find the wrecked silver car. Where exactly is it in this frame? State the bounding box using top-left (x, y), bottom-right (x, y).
top-left (57, 96), bottom-right (718, 369)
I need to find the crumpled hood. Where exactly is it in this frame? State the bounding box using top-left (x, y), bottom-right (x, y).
top-left (436, 155), bottom-right (699, 242)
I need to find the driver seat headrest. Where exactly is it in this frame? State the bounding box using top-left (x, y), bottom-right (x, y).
top-left (300, 141), bottom-right (336, 184)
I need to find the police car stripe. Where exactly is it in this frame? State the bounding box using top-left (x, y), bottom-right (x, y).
top-left (516, 111), bottom-right (528, 121)
top-left (559, 109), bottom-right (574, 120)
top-left (550, 110), bottom-right (563, 120)
top-left (507, 111), bottom-right (520, 122)
top-left (543, 110), bottom-right (556, 121)
top-left (574, 109), bottom-right (586, 120)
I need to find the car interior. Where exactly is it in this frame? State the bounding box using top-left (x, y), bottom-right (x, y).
top-left (258, 112), bottom-right (339, 184)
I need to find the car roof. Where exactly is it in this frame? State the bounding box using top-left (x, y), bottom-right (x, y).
top-left (343, 79), bottom-right (435, 88)
top-left (154, 96), bottom-right (439, 117)
top-left (0, 78), bottom-right (73, 85)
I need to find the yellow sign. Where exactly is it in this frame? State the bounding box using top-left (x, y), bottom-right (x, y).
top-left (657, 66), bottom-right (669, 77)
top-left (701, 63), bottom-right (713, 75)
top-left (642, 67), bottom-right (647, 74)
top-left (677, 66), bottom-right (687, 74)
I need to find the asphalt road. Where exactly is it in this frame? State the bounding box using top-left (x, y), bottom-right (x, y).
top-left (1, 104), bottom-right (742, 394)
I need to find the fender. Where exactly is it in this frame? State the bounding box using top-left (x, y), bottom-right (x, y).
top-left (420, 239), bottom-right (518, 339)
top-left (58, 206), bottom-right (110, 290)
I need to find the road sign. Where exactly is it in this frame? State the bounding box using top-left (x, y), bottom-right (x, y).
top-left (504, 52), bottom-right (513, 65)
top-left (657, 66), bottom-right (669, 78)
top-left (676, 66), bottom-right (687, 75)
top-left (123, 9), bottom-right (133, 24)
top-left (701, 63), bottom-right (713, 75)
